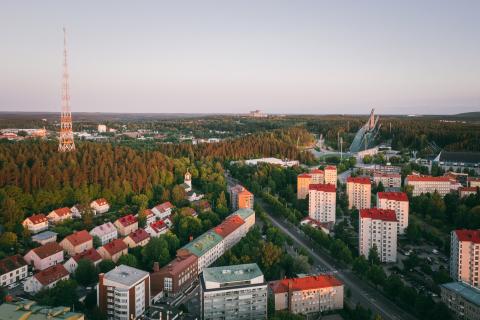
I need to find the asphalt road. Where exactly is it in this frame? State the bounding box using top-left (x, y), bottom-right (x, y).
top-left (258, 200), bottom-right (416, 320)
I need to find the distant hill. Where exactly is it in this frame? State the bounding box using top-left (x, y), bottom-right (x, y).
top-left (452, 112), bottom-right (480, 118)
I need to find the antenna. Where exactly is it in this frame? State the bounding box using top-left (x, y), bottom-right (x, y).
top-left (58, 27), bottom-right (75, 152)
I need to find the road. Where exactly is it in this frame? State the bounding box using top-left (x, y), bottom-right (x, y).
top-left (258, 201), bottom-right (415, 320)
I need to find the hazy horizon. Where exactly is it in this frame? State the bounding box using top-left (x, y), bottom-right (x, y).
top-left (1, 1), bottom-right (480, 114)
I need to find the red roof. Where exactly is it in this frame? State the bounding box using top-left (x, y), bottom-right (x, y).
top-left (238, 189), bottom-right (253, 197)
top-left (309, 183), bottom-right (336, 193)
top-left (0, 255), bottom-right (27, 274)
top-left (154, 202), bottom-right (174, 213)
top-left (93, 198), bottom-right (109, 206)
top-left (468, 177), bottom-right (480, 182)
top-left (213, 215), bottom-right (245, 238)
top-left (455, 230), bottom-right (480, 243)
top-left (26, 214), bottom-right (47, 225)
top-left (149, 220), bottom-right (167, 233)
top-left (406, 175), bottom-right (450, 182)
top-left (127, 229), bottom-right (150, 244)
top-left (347, 177), bottom-right (371, 185)
top-left (269, 275), bottom-right (342, 293)
top-left (459, 187), bottom-right (478, 192)
top-left (52, 207), bottom-right (71, 217)
top-left (298, 173), bottom-right (312, 179)
top-left (101, 239), bottom-right (127, 255)
top-left (360, 208), bottom-right (397, 222)
top-left (72, 248), bottom-right (102, 263)
top-left (34, 264), bottom-right (69, 286)
top-left (377, 192), bottom-right (408, 202)
top-left (63, 230), bottom-right (92, 246)
top-left (29, 242), bottom-right (63, 259)
top-left (310, 169), bottom-right (324, 174)
top-left (325, 165), bottom-right (337, 171)
top-left (116, 214), bottom-right (137, 227)
top-left (143, 209), bottom-right (154, 217)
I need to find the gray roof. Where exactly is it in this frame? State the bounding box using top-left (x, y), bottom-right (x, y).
top-left (441, 282), bottom-right (480, 306)
top-left (31, 231), bottom-right (58, 241)
top-left (436, 151), bottom-right (480, 164)
top-left (202, 263), bottom-right (263, 285)
top-left (104, 264), bottom-right (149, 287)
top-left (230, 208), bottom-right (254, 221)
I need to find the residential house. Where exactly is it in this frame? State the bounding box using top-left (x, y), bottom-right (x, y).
top-left (22, 214), bottom-right (48, 234)
top-left (145, 220), bottom-right (168, 238)
top-left (31, 231), bottom-right (58, 245)
top-left (64, 248), bottom-right (102, 273)
top-left (97, 239), bottom-right (128, 263)
top-left (0, 255), bottom-right (28, 287)
top-left (123, 229), bottom-right (150, 248)
top-left (89, 222), bottom-right (118, 246)
top-left (114, 214), bottom-right (138, 236)
top-left (24, 264), bottom-right (69, 294)
top-left (47, 207), bottom-right (72, 224)
top-left (24, 242), bottom-right (64, 271)
top-left (152, 202), bottom-right (174, 219)
top-left (59, 230), bottom-right (93, 256)
top-left (90, 198), bottom-right (110, 214)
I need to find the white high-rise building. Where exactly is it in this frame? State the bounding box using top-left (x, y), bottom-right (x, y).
top-left (450, 230), bottom-right (480, 288)
top-left (346, 177), bottom-right (371, 210)
top-left (308, 184), bottom-right (336, 223)
top-left (377, 192), bottom-right (409, 234)
top-left (359, 208), bottom-right (398, 263)
top-left (324, 166), bottom-right (338, 187)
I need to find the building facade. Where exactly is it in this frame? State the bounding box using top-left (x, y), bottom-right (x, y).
top-left (24, 264), bottom-right (69, 294)
top-left (359, 208), bottom-right (398, 263)
top-left (90, 222), bottom-right (118, 246)
top-left (346, 177), bottom-right (372, 210)
top-left (405, 175), bottom-right (452, 197)
top-left (0, 255), bottom-right (28, 287)
top-left (90, 198), bottom-right (110, 214)
top-left (297, 173), bottom-right (311, 200)
top-left (24, 242), bottom-right (64, 271)
top-left (441, 281), bottom-right (480, 320)
top-left (229, 184), bottom-right (254, 210)
top-left (200, 263), bottom-right (267, 320)
top-left (373, 172), bottom-right (401, 188)
top-left (22, 214), bottom-right (49, 234)
top-left (114, 215), bottom-right (138, 236)
top-left (450, 230), bottom-right (480, 288)
top-left (47, 207), bottom-right (72, 224)
top-left (308, 184), bottom-right (336, 224)
top-left (59, 230), bottom-right (93, 256)
top-left (376, 192), bottom-right (409, 234)
top-left (324, 166), bottom-right (338, 187)
top-left (98, 239), bottom-right (128, 263)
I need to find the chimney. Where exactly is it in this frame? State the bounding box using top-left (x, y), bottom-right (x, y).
top-left (99, 273), bottom-right (104, 284)
top-left (153, 262), bottom-right (160, 272)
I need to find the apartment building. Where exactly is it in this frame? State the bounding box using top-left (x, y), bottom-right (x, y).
top-left (98, 265), bottom-right (150, 320)
top-left (0, 255), bottom-right (28, 287)
top-left (459, 187), bottom-right (478, 198)
top-left (269, 275), bottom-right (343, 315)
top-left (200, 263), bottom-right (267, 320)
top-left (24, 242), bottom-right (64, 271)
top-left (297, 173), bottom-right (312, 200)
top-left (22, 214), bottom-right (49, 234)
top-left (359, 208), bottom-right (398, 263)
top-left (212, 215), bottom-right (246, 251)
top-left (450, 230), bottom-right (480, 288)
top-left (469, 177), bottom-right (480, 188)
top-left (377, 192), bottom-right (409, 234)
top-left (229, 184), bottom-right (254, 210)
top-left (373, 172), bottom-right (402, 188)
top-left (346, 177), bottom-right (372, 210)
top-left (177, 231), bottom-right (224, 273)
top-left (441, 281), bottom-right (480, 320)
top-left (324, 166), bottom-right (338, 187)
top-left (90, 222), bottom-right (118, 246)
top-left (151, 253), bottom-right (198, 299)
top-left (308, 184), bottom-right (336, 224)
top-left (405, 175), bottom-right (452, 197)
top-left (310, 169), bottom-right (324, 184)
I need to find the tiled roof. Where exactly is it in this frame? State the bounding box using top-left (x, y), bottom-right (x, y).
top-left (360, 208), bottom-right (397, 222)
top-left (325, 165), bottom-right (337, 171)
top-left (116, 214), bottom-right (137, 227)
top-left (25, 214), bottom-right (47, 225)
top-left (310, 169), bottom-right (324, 174)
top-left (0, 255), bottom-right (27, 274)
top-left (149, 220), bottom-right (167, 233)
top-left (126, 229), bottom-right (150, 244)
top-left (213, 215), bottom-right (245, 238)
top-left (455, 230), bottom-right (480, 243)
top-left (406, 175), bottom-right (451, 182)
top-left (180, 230), bottom-right (223, 257)
top-left (377, 192), bottom-right (408, 202)
top-left (90, 222), bottom-right (117, 237)
top-left (29, 242), bottom-right (63, 259)
top-left (459, 187), bottom-right (478, 192)
top-left (52, 207), bottom-right (71, 217)
top-left (143, 209), bottom-right (154, 217)
top-left (34, 264), bottom-right (69, 286)
top-left (156, 253), bottom-right (197, 276)
top-left (154, 202), bottom-right (174, 213)
top-left (269, 275), bottom-right (342, 293)
top-left (347, 177), bottom-right (371, 185)
top-left (297, 173), bottom-right (312, 178)
top-left (63, 230), bottom-right (92, 246)
top-left (72, 248), bottom-right (102, 263)
top-left (92, 198), bottom-right (108, 206)
top-left (309, 183), bottom-right (336, 192)
top-left (102, 239), bottom-right (127, 255)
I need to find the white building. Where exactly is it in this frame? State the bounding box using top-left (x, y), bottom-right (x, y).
top-left (244, 157), bottom-right (299, 168)
top-left (177, 231), bottom-right (224, 273)
top-left (22, 214), bottom-right (49, 234)
top-left (24, 264), bottom-right (69, 294)
top-left (97, 124), bottom-right (107, 132)
top-left (90, 198), bottom-right (110, 214)
top-left (324, 166), bottom-right (338, 187)
top-left (450, 230), bottom-right (480, 288)
top-left (376, 192), bottom-right (409, 234)
top-left (90, 222), bottom-right (118, 246)
top-left (373, 172), bottom-right (402, 189)
top-left (145, 220), bottom-right (168, 238)
top-left (346, 177), bottom-right (372, 210)
top-left (151, 202), bottom-right (174, 219)
top-left (359, 208), bottom-right (398, 263)
top-left (97, 265), bottom-right (150, 320)
top-left (63, 248), bottom-right (102, 273)
top-left (308, 184), bottom-right (336, 224)
top-left (405, 175), bottom-right (452, 197)
top-left (0, 255), bottom-right (28, 287)
top-left (200, 263), bottom-right (268, 320)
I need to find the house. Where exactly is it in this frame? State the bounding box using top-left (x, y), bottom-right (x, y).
top-left (70, 204), bottom-right (89, 219)
top-left (145, 220), bottom-right (168, 238)
top-left (192, 200), bottom-right (212, 213)
top-left (114, 214), bottom-right (138, 236)
top-left (59, 230), bottom-right (93, 256)
top-left (64, 248), bottom-right (102, 273)
top-left (22, 214), bottom-right (49, 234)
top-left (90, 222), bottom-right (118, 246)
top-left (0, 255), bottom-right (28, 287)
top-left (186, 190), bottom-right (204, 202)
top-left (47, 207), bottom-right (72, 224)
top-left (24, 264), bottom-right (69, 294)
top-left (24, 242), bottom-right (64, 271)
top-left (90, 198), bottom-right (110, 214)
top-left (97, 239), bottom-right (128, 263)
top-left (123, 229), bottom-right (150, 248)
top-left (31, 231), bottom-right (58, 245)
top-left (164, 217), bottom-right (173, 228)
top-left (152, 202), bottom-right (174, 219)
top-left (138, 209), bottom-right (156, 225)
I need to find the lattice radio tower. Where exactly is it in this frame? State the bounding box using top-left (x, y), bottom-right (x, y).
top-left (58, 27), bottom-right (75, 152)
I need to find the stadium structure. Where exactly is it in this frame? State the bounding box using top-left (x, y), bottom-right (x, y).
top-left (349, 109), bottom-right (381, 153)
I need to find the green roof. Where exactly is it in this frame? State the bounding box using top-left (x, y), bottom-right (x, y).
top-left (231, 208), bottom-right (254, 221)
top-left (441, 282), bottom-right (480, 306)
top-left (181, 230), bottom-right (223, 257)
top-left (0, 301), bottom-right (84, 320)
top-left (202, 263), bottom-right (263, 285)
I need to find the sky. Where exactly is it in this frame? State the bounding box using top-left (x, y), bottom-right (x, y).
top-left (1, 1), bottom-right (479, 115)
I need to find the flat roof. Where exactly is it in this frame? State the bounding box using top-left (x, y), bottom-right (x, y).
top-left (181, 230), bottom-right (223, 257)
top-left (442, 282), bottom-right (480, 306)
top-left (104, 264), bottom-right (149, 287)
top-left (31, 231), bottom-right (58, 241)
top-left (202, 263), bottom-right (263, 284)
